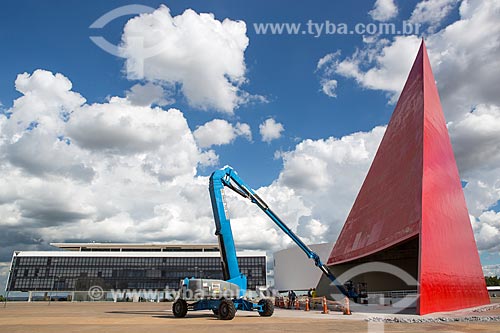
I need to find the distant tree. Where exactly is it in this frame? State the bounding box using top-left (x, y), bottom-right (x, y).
top-left (485, 276), bottom-right (500, 286)
top-left (0, 295), bottom-right (5, 302)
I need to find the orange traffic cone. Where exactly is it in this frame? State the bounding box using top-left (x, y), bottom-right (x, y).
top-left (305, 298), bottom-right (310, 311)
top-left (321, 296), bottom-right (329, 314)
top-left (295, 299), bottom-right (300, 310)
top-left (343, 297), bottom-right (352, 315)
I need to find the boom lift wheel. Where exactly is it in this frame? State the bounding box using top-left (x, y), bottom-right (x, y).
top-left (172, 299), bottom-right (188, 318)
top-left (218, 299), bottom-right (236, 320)
top-left (258, 298), bottom-right (274, 317)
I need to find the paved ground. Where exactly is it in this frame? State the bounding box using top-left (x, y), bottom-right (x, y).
top-left (1, 299), bottom-right (499, 333)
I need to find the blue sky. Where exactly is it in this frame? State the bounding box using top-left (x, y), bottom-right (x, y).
top-left (1, 0), bottom-right (500, 292)
top-left (0, 0), bottom-right (427, 185)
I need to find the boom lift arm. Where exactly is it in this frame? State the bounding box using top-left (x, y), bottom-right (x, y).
top-left (209, 165), bottom-right (349, 298)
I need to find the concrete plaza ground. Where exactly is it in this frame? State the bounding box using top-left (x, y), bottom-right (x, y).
top-left (0, 299), bottom-right (499, 333)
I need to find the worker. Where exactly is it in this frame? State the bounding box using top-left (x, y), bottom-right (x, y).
top-left (310, 288), bottom-right (317, 309)
top-left (288, 290), bottom-right (296, 308)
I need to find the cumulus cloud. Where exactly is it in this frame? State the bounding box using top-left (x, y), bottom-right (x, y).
top-left (318, 0), bottom-right (500, 120)
top-left (0, 262), bottom-right (9, 294)
top-left (7, 70), bottom-right (86, 136)
top-left (271, 126), bottom-right (386, 242)
top-left (483, 264), bottom-right (500, 277)
top-left (409, 0), bottom-right (459, 32)
top-left (220, 181), bottom-right (312, 250)
top-left (119, 5), bottom-right (262, 114)
top-left (0, 69), bottom-right (226, 262)
top-left (320, 79), bottom-right (338, 98)
top-left (193, 119), bottom-right (252, 148)
top-left (448, 104), bottom-right (500, 215)
top-left (68, 99), bottom-right (188, 154)
top-left (259, 118), bottom-right (284, 143)
top-left (0, 67), bottom-right (317, 275)
top-left (449, 104), bottom-right (500, 175)
top-left (369, 0), bottom-right (398, 22)
top-left (427, 0), bottom-right (500, 121)
top-left (1, 70), bottom-right (92, 181)
top-left (471, 211), bottom-right (500, 252)
top-left (317, 35), bottom-right (422, 102)
top-left (126, 82), bottom-right (173, 106)
top-left (0, 66), bottom-right (389, 267)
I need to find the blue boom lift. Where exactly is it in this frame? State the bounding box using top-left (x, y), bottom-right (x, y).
top-left (172, 166), bottom-right (350, 320)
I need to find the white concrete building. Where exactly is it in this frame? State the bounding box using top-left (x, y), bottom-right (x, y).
top-left (273, 243), bottom-right (333, 292)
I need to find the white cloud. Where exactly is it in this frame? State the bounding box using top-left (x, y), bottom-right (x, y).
top-left (0, 262), bottom-right (9, 294)
top-left (271, 126), bottom-right (386, 243)
top-left (0, 261), bottom-right (10, 274)
top-left (119, 5), bottom-right (261, 114)
top-left (369, 0), bottom-right (398, 22)
top-left (317, 51), bottom-right (340, 72)
top-left (449, 104), bottom-right (500, 175)
top-left (0, 67), bottom-right (389, 264)
top-left (320, 79), bottom-right (338, 98)
top-left (318, 0), bottom-right (500, 120)
top-left (0, 69), bottom-right (227, 262)
top-left (219, 181), bottom-right (312, 250)
top-left (471, 211), bottom-right (500, 252)
top-left (68, 99), bottom-right (188, 154)
top-left (1, 70), bottom-right (92, 181)
top-left (7, 70), bottom-right (86, 137)
top-left (317, 35), bottom-right (422, 101)
top-left (409, 0), bottom-right (459, 32)
top-left (193, 119), bottom-right (252, 148)
top-left (483, 264), bottom-right (500, 277)
top-left (126, 82), bottom-right (173, 106)
top-left (0, 69), bottom-right (291, 267)
top-left (448, 104), bottom-right (500, 215)
top-left (259, 118), bottom-right (284, 143)
top-left (426, 0), bottom-right (500, 121)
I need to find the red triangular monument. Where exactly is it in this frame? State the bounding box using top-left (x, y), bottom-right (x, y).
top-left (326, 40), bottom-right (489, 314)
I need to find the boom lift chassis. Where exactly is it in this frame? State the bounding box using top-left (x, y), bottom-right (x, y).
top-left (173, 166), bottom-right (350, 320)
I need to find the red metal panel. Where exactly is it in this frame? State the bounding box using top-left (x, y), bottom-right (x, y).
top-left (419, 41), bottom-right (489, 314)
top-left (327, 41), bottom-right (489, 314)
top-left (327, 41), bottom-right (424, 266)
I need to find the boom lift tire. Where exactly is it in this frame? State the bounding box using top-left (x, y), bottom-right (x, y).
top-left (258, 298), bottom-right (274, 317)
top-left (172, 299), bottom-right (188, 318)
top-left (218, 299), bottom-right (236, 320)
